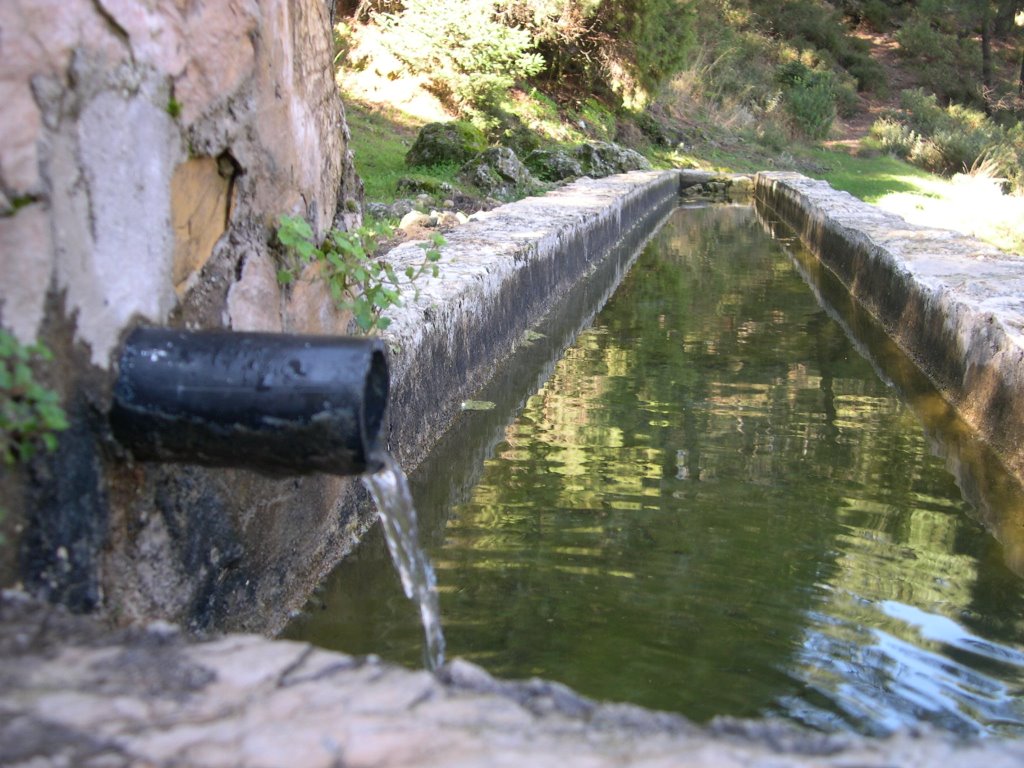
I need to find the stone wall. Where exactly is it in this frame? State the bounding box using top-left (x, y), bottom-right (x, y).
top-left (0, 0), bottom-right (366, 630)
top-left (755, 172), bottom-right (1024, 486)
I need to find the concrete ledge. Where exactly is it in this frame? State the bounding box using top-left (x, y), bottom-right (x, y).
top-left (755, 171), bottom-right (1024, 483)
top-left (380, 171), bottom-right (681, 470)
top-left (4, 590), bottom-right (1023, 768)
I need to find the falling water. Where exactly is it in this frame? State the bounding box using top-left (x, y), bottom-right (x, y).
top-left (362, 450), bottom-right (446, 671)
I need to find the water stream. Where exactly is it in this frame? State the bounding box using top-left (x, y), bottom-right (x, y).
top-left (362, 451), bottom-right (445, 670)
top-left (290, 204), bottom-right (1024, 737)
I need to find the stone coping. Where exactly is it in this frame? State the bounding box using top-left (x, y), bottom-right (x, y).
top-left (3, 590), bottom-right (1022, 768)
top-left (379, 170), bottom-right (681, 471)
top-left (755, 171), bottom-right (1024, 483)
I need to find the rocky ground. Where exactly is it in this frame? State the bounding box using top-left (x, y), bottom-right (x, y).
top-left (4, 590), bottom-right (1024, 768)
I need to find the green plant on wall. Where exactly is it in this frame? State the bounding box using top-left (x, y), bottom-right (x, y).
top-left (1, 331), bottom-right (68, 464)
top-left (1, 330), bottom-right (69, 545)
top-left (276, 216), bottom-right (444, 333)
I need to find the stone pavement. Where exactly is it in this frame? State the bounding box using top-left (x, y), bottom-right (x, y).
top-left (3, 591), bottom-right (1023, 767)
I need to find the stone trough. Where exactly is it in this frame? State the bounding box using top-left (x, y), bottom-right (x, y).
top-left (5, 168), bottom-right (1024, 766)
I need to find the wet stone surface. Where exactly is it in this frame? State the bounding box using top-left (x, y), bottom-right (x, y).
top-left (3, 591), bottom-right (1024, 767)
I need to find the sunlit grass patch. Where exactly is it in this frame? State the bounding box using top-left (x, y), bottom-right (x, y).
top-left (807, 148), bottom-right (1024, 256)
top-left (875, 174), bottom-right (1024, 256)
top-left (806, 148), bottom-right (939, 201)
top-left (343, 99), bottom-right (423, 201)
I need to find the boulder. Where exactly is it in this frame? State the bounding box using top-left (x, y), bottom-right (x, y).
top-left (524, 149), bottom-right (585, 182)
top-left (395, 177), bottom-right (457, 198)
top-left (398, 210), bottom-right (431, 231)
top-left (457, 147), bottom-right (537, 198)
top-left (573, 141), bottom-right (652, 178)
top-left (405, 121), bottom-right (488, 167)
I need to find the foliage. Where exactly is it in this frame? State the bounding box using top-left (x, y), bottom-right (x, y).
top-left (871, 88), bottom-right (1024, 190)
top-left (342, 100), bottom-right (464, 201)
top-left (626, 0), bottom-right (699, 99)
top-left (869, 117), bottom-right (920, 157)
top-left (777, 60), bottom-right (837, 139)
top-left (0, 330), bottom-right (68, 466)
top-left (895, 14), bottom-right (981, 106)
top-left (377, 0), bottom-right (544, 125)
top-left (752, 0), bottom-right (888, 93)
top-left (276, 216), bottom-right (444, 333)
top-left (838, 0), bottom-right (902, 30)
top-left (501, 0), bottom-right (696, 107)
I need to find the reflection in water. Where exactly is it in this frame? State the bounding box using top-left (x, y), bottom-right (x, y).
top-left (286, 205), bottom-right (1024, 737)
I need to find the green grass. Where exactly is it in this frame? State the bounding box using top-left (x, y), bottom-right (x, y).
top-left (345, 99), bottom-right (462, 202)
top-left (344, 101), bottom-right (418, 200)
top-left (803, 148), bottom-right (941, 202)
top-left (343, 87), bottom-right (1021, 255)
top-left (804, 147), bottom-right (1024, 255)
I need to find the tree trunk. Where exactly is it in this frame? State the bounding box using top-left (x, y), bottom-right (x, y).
top-left (981, 12), bottom-right (993, 113)
top-left (1019, 48), bottom-right (1024, 99)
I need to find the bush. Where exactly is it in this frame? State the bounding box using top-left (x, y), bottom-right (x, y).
top-left (872, 89), bottom-right (1024, 191)
top-left (895, 15), bottom-right (980, 106)
top-left (777, 61), bottom-right (836, 140)
top-left (502, 0), bottom-right (695, 107)
top-left (378, 0), bottom-right (544, 123)
top-left (833, 74), bottom-right (862, 117)
top-left (898, 88), bottom-right (946, 135)
top-left (786, 78), bottom-right (837, 139)
top-left (869, 117), bottom-right (919, 157)
top-left (757, 0), bottom-right (886, 93)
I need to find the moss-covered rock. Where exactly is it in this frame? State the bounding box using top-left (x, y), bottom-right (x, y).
top-left (457, 147), bottom-right (537, 198)
top-left (573, 141), bottom-right (652, 178)
top-left (523, 149), bottom-right (585, 182)
top-left (405, 122), bottom-right (488, 167)
top-left (395, 177), bottom-right (457, 198)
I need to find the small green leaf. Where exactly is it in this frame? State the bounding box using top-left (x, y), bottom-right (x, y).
top-left (277, 269), bottom-right (294, 285)
top-left (334, 237), bottom-right (359, 255)
top-left (295, 240), bottom-right (317, 261)
top-left (461, 400), bottom-right (496, 411)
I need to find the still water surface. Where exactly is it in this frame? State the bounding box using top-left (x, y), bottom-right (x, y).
top-left (286, 205), bottom-right (1024, 737)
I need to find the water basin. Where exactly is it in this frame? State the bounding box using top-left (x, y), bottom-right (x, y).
top-left (285, 203), bottom-right (1024, 737)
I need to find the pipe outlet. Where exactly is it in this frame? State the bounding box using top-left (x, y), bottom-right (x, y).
top-left (110, 328), bottom-right (389, 476)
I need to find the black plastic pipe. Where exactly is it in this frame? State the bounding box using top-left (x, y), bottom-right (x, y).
top-left (110, 328), bottom-right (388, 476)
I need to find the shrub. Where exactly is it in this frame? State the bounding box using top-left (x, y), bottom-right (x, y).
top-left (786, 77), bottom-right (837, 139)
top-left (869, 117), bottom-right (919, 157)
top-left (895, 15), bottom-right (980, 106)
top-left (856, 0), bottom-right (895, 31)
top-left (276, 216), bottom-right (443, 333)
top-left (873, 89), bottom-right (1024, 191)
top-left (833, 74), bottom-right (862, 117)
top-left (501, 0), bottom-right (695, 107)
top-left (777, 61), bottom-right (836, 140)
top-left (898, 88), bottom-right (946, 135)
top-left (378, 0), bottom-right (544, 123)
top-left (757, 0), bottom-right (886, 93)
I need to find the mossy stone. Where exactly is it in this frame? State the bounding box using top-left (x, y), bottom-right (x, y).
top-left (405, 122), bottom-right (488, 167)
